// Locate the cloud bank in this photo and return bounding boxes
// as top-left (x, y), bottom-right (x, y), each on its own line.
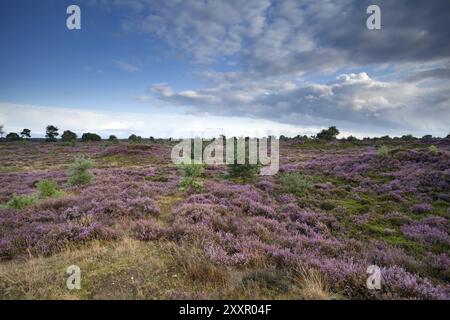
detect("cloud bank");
top-left (92, 0), bottom-right (450, 136)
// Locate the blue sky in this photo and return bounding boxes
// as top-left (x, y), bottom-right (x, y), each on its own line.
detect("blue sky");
top-left (1, 0), bottom-right (449, 138)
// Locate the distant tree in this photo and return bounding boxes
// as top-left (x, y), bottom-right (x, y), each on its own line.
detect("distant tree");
top-left (149, 136), bottom-right (155, 142)
top-left (81, 132), bottom-right (102, 142)
top-left (20, 129), bottom-right (31, 139)
top-left (422, 135), bottom-right (432, 140)
top-left (0, 125), bottom-right (4, 139)
top-left (61, 130), bottom-right (78, 142)
top-left (128, 134), bottom-right (142, 143)
top-left (45, 125), bottom-right (59, 142)
top-left (108, 135), bottom-right (118, 142)
top-left (345, 135), bottom-right (359, 143)
top-left (6, 132), bottom-right (21, 141)
top-left (317, 126), bottom-right (340, 140)
top-left (401, 134), bottom-right (416, 141)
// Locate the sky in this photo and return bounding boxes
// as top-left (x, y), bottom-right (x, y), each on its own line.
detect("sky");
top-left (0, 0), bottom-right (449, 138)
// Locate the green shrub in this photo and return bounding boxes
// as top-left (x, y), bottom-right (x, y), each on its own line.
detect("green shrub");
top-left (320, 201), bottom-right (335, 211)
top-left (279, 172), bottom-right (313, 195)
top-left (378, 145), bottom-right (389, 158)
top-left (428, 145), bottom-right (439, 155)
top-left (179, 163), bottom-right (204, 192)
top-left (68, 156), bottom-right (94, 186)
top-left (36, 179), bottom-right (62, 198)
top-left (5, 193), bottom-right (38, 209)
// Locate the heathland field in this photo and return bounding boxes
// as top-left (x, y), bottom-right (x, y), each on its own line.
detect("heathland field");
top-left (0, 137), bottom-right (449, 299)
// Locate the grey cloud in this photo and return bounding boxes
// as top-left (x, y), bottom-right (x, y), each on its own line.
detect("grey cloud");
top-left (151, 72), bottom-right (450, 136)
top-left (407, 67), bottom-right (450, 82)
top-left (99, 0), bottom-right (450, 136)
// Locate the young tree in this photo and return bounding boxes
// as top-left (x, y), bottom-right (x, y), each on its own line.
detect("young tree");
top-left (317, 126), bottom-right (340, 140)
top-left (67, 156), bottom-right (94, 186)
top-left (45, 125), bottom-right (59, 142)
top-left (0, 125), bottom-right (4, 139)
top-left (20, 128), bottom-right (31, 140)
top-left (61, 130), bottom-right (78, 142)
top-left (227, 138), bottom-right (260, 183)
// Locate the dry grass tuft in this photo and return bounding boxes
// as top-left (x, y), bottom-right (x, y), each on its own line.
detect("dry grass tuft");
top-left (292, 267), bottom-right (333, 300)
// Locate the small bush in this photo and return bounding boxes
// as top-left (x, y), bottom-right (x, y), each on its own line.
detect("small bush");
top-left (67, 156), bottom-right (94, 186)
top-left (280, 173), bottom-right (313, 195)
top-left (36, 179), bottom-right (62, 198)
top-left (179, 163), bottom-right (204, 192)
top-left (378, 145), bottom-right (389, 158)
top-left (5, 193), bottom-right (38, 209)
top-left (428, 145), bottom-right (439, 155)
top-left (320, 201), bottom-right (335, 211)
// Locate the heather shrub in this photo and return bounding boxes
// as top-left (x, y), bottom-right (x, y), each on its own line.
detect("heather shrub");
top-left (67, 156), bottom-right (94, 186)
top-left (132, 219), bottom-right (166, 240)
top-left (410, 203), bottom-right (433, 214)
top-left (179, 163), bottom-right (204, 192)
top-left (378, 145), bottom-right (389, 158)
top-left (279, 173), bottom-right (313, 195)
top-left (36, 179), bottom-right (63, 198)
top-left (428, 145), bottom-right (439, 155)
top-left (5, 193), bottom-right (38, 209)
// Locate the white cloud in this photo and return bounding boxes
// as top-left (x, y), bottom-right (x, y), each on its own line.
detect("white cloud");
top-left (113, 60), bottom-right (140, 72)
top-left (0, 102), bottom-right (315, 138)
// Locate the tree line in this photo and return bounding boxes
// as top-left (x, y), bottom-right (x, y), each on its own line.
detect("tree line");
top-left (0, 124), bottom-right (448, 143)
